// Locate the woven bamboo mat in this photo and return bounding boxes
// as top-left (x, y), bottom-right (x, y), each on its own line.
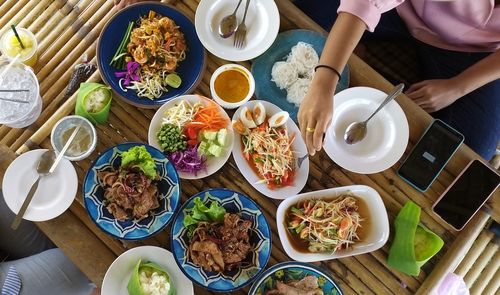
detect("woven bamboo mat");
top-left (0, 1), bottom-right (494, 294)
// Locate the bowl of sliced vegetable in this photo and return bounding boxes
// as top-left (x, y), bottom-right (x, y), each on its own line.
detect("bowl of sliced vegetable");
top-left (148, 94), bottom-right (234, 179)
top-left (97, 2), bottom-right (206, 108)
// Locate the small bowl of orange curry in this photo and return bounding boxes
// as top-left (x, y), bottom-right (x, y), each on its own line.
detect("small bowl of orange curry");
top-left (210, 64), bottom-right (255, 109)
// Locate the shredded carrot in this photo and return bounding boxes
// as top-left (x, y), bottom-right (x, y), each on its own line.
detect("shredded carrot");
top-left (186, 101), bottom-right (229, 131)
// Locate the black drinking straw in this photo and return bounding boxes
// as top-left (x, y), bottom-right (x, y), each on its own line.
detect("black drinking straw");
top-left (10, 25), bottom-right (25, 49)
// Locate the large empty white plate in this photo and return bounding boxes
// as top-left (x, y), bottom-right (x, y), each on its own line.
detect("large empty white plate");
top-left (2, 149), bottom-right (77, 221)
top-left (324, 87), bottom-right (409, 174)
top-left (195, 0), bottom-right (280, 61)
top-left (102, 246), bottom-right (194, 294)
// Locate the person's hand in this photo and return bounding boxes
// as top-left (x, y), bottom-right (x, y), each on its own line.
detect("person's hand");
top-left (406, 79), bottom-right (463, 113)
top-left (114, 0), bottom-right (157, 10)
top-left (298, 72), bottom-right (337, 156)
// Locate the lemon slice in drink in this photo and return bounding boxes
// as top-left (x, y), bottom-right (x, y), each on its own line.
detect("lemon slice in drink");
top-left (165, 73), bottom-right (182, 88)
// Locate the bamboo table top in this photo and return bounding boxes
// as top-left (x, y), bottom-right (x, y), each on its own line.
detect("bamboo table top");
top-left (0, 0), bottom-right (495, 294)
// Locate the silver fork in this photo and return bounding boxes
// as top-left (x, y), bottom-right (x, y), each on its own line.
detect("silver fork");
top-left (233, 0), bottom-right (251, 48)
top-left (297, 154), bottom-right (308, 168)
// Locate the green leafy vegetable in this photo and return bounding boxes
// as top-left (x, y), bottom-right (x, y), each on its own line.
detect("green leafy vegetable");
top-left (183, 194), bottom-right (227, 236)
top-left (110, 21), bottom-right (134, 70)
top-left (121, 145), bottom-right (157, 180)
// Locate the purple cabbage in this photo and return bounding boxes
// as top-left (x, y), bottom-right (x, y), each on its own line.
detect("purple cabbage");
top-left (167, 145), bottom-right (207, 176)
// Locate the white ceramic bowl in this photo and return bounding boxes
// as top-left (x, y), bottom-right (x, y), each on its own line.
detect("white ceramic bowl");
top-left (210, 64), bottom-right (255, 109)
top-left (50, 115), bottom-right (97, 161)
top-left (276, 185), bottom-right (389, 262)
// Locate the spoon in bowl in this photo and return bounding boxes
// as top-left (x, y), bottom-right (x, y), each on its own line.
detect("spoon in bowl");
top-left (344, 83), bottom-right (404, 145)
top-left (218, 0), bottom-right (243, 38)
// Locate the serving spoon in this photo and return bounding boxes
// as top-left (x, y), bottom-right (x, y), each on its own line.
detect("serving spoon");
top-left (218, 0), bottom-right (243, 38)
top-left (344, 83), bottom-right (404, 145)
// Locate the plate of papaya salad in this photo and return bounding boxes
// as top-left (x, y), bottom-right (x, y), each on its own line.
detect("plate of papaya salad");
top-left (231, 100), bottom-right (309, 199)
top-left (148, 95), bottom-right (234, 179)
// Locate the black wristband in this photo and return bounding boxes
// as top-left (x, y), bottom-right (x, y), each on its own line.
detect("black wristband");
top-left (314, 64), bottom-right (341, 79)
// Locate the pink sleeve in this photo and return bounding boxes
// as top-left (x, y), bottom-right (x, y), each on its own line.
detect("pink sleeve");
top-left (338, 0), bottom-right (404, 32)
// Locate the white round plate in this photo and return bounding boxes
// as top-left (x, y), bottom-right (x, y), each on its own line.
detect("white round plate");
top-left (102, 246), bottom-right (194, 295)
top-left (148, 94), bottom-right (234, 179)
top-left (2, 149), bottom-right (77, 221)
top-left (195, 0), bottom-right (280, 61)
top-left (232, 100), bottom-right (309, 199)
top-left (324, 87), bottom-right (409, 174)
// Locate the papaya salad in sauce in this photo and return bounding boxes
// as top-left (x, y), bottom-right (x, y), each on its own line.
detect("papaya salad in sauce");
top-left (110, 10), bottom-right (187, 99)
top-left (286, 193), bottom-right (365, 254)
top-left (232, 102), bottom-right (296, 189)
top-left (156, 98), bottom-right (229, 175)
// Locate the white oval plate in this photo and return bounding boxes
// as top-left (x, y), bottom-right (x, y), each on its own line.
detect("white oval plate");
top-left (102, 246), bottom-right (194, 295)
top-left (232, 100), bottom-right (309, 199)
top-left (324, 87), bottom-right (409, 174)
top-left (148, 94), bottom-right (234, 179)
top-left (195, 0), bottom-right (280, 61)
top-left (276, 185), bottom-right (390, 262)
top-left (2, 149), bottom-right (77, 221)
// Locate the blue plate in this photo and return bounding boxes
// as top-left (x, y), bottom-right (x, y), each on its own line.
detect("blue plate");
top-left (251, 29), bottom-right (349, 122)
top-left (249, 261), bottom-right (343, 295)
top-left (97, 2), bottom-right (206, 108)
top-left (83, 142), bottom-right (180, 240)
top-left (170, 188), bottom-right (271, 292)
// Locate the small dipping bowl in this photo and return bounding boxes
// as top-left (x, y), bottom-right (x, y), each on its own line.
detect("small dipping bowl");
top-left (51, 115), bottom-right (97, 161)
top-left (210, 64), bottom-right (255, 109)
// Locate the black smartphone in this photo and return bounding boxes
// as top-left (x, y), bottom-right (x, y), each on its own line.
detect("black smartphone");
top-left (432, 160), bottom-right (500, 231)
top-left (397, 119), bottom-right (464, 192)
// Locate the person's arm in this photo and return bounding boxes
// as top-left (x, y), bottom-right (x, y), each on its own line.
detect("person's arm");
top-left (298, 12), bottom-right (366, 155)
top-left (406, 50), bottom-right (500, 112)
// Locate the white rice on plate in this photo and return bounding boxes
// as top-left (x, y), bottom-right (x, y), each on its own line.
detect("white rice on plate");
top-left (270, 42), bottom-right (319, 107)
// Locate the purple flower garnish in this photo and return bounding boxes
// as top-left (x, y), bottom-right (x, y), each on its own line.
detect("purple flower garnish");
top-left (115, 62), bottom-right (140, 86)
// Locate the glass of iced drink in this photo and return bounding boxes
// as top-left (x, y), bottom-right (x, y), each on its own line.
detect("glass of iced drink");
top-left (0, 59), bottom-right (42, 128)
top-left (0, 28), bottom-right (38, 67)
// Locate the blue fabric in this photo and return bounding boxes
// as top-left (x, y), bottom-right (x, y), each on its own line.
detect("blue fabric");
top-left (294, 0), bottom-right (500, 160)
top-left (1, 267), bottom-right (21, 295)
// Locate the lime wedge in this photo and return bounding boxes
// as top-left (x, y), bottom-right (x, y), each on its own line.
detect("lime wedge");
top-left (165, 73), bottom-right (182, 88)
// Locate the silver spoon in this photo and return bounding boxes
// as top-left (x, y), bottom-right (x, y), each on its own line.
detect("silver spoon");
top-left (344, 83), bottom-right (404, 145)
top-left (11, 150), bottom-right (56, 230)
top-left (218, 0), bottom-right (243, 38)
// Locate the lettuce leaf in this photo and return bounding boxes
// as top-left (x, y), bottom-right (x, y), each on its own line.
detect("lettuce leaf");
top-left (121, 145), bottom-right (157, 180)
top-left (183, 193), bottom-right (226, 229)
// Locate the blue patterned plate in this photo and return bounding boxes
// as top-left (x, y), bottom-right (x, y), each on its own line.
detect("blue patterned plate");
top-left (97, 2), bottom-right (206, 108)
top-left (251, 29), bottom-right (350, 122)
top-left (170, 188), bottom-right (271, 292)
top-left (249, 261), bottom-right (343, 295)
top-left (83, 142), bottom-right (180, 240)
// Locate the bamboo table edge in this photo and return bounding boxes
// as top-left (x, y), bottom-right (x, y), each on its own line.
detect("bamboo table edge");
top-left (1, 0), bottom-right (492, 293)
